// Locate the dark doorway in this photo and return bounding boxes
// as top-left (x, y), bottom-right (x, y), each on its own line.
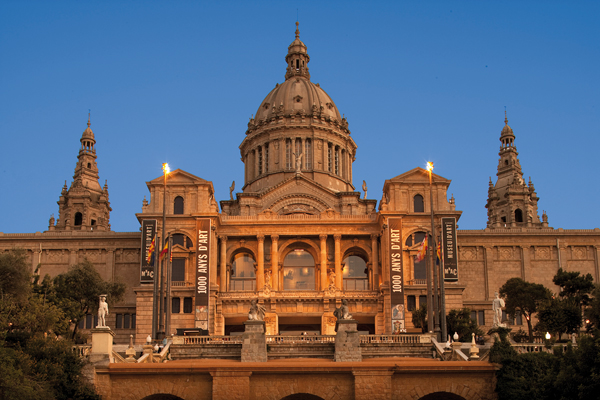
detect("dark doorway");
top-left (419, 392), bottom-right (466, 400)
top-left (280, 394), bottom-right (325, 400)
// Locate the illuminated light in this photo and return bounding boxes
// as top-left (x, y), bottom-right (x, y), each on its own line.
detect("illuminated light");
top-left (426, 161), bottom-right (434, 172)
top-left (162, 163), bottom-right (170, 175)
top-left (545, 332), bottom-right (551, 340)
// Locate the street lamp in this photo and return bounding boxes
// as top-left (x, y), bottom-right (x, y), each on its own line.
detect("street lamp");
top-left (157, 163), bottom-right (170, 339)
top-left (426, 162), bottom-right (441, 338)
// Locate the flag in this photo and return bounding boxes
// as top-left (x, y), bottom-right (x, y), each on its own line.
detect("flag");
top-left (159, 240), bottom-right (169, 262)
top-left (415, 236), bottom-right (428, 262)
top-left (147, 237), bottom-right (155, 264)
top-left (436, 241), bottom-right (442, 265)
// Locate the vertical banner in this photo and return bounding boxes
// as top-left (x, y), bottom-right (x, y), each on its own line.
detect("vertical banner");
top-left (195, 218), bottom-right (211, 330)
top-left (140, 219), bottom-right (156, 283)
top-left (388, 218), bottom-right (406, 333)
top-left (441, 217), bottom-right (458, 281)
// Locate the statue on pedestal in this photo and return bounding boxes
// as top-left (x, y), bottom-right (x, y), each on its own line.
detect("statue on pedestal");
top-left (97, 294), bottom-right (109, 328)
top-left (492, 292), bottom-right (505, 327)
top-left (248, 299), bottom-right (266, 321)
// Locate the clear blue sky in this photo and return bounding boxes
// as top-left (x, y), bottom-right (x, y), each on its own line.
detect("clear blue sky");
top-left (1, 1), bottom-right (599, 233)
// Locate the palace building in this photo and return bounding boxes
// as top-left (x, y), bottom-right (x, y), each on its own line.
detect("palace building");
top-left (2, 23), bottom-right (599, 346)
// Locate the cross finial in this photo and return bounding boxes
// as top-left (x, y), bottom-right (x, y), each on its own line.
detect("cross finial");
top-left (504, 107), bottom-right (508, 125)
top-left (295, 21), bottom-right (300, 39)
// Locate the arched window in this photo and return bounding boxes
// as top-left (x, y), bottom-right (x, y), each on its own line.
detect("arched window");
top-left (327, 143), bottom-right (332, 172)
top-left (174, 196), bottom-right (184, 214)
top-left (285, 139), bottom-right (292, 169)
top-left (406, 231), bottom-right (427, 281)
top-left (74, 212), bottom-right (83, 226)
top-left (230, 253), bottom-right (256, 291)
top-left (414, 194), bottom-right (424, 212)
top-left (283, 249), bottom-right (315, 290)
top-left (258, 146), bottom-right (263, 175)
top-left (515, 209), bottom-right (523, 223)
top-left (172, 233), bottom-right (193, 248)
top-left (304, 139), bottom-right (312, 169)
top-left (343, 254), bottom-right (368, 290)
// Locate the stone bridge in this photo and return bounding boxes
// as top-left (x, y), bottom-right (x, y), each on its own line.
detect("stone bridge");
top-left (95, 358), bottom-right (497, 400)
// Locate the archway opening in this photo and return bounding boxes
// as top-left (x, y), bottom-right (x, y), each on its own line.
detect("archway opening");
top-left (283, 249), bottom-right (315, 290)
top-left (280, 393), bottom-right (325, 400)
top-left (141, 395), bottom-right (185, 400)
top-left (419, 392), bottom-right (466, 400)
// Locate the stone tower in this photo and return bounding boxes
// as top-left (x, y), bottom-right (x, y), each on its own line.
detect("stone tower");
top-left (53, 115), bottom-right (111, 231)
top-left (486, 113), bottom-right (547, 228)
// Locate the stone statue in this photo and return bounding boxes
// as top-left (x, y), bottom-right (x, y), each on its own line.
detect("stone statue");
top-left (97, 294), bottom-right (109, 328)
top-left (248, 299), bottom-right (266, 321)
top-left (293, 152), bottom-right (303, 173)
top-left (49, 214), bottom-right (55, 228)
top-left (229, 181), bottom-right (235, 200)
top-left (333, 299), bottom-right (352, 332)
top-left (492, 292), bottom-right (505, 327)
top-left (362, 180), bottom-right (367, 199)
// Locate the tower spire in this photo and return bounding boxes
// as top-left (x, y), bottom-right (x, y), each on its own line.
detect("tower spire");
top-left (485, 113), bottom-right (543, 229)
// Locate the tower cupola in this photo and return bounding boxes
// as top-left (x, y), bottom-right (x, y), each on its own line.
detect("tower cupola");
top-left (285, 22), bottom-right (310, 81)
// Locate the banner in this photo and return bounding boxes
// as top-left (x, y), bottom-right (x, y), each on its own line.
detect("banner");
top-left (140, 220), bottom-right (156, 283)
top-left (441, 217), bottom-right (458, 281)
top-left (195, 218), bottom-right (211, 330)
top-left (388, 218), bottom-right (406, 333)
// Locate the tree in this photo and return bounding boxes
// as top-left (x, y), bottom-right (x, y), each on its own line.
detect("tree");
top-left (446, 308), bottom-right (484, 342)
top-left (412, 304), bottom-right (428, 333)
top-left (0, 249), bottom-right (31, 303)
top-left (553, 268), bottom-right (594, 306)
top-left (584, 284), bottom-right (600, 332)
top-left (536, 297), bottom-right (582, 340)
top-left (499, 277), bottom-right (552, 342)
top-left (52, 260), bottom-right (125, 339)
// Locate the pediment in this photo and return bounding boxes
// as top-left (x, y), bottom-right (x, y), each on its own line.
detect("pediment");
top-left (256, 174), bottom-right (341, 215)
top-left (147, 169), bottom-right (211, 187)
top-left (387, 167), bottom-right (450, 184)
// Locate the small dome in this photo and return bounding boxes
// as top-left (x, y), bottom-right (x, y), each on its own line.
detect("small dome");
top-left (500, 113), bottom-right (513, 137)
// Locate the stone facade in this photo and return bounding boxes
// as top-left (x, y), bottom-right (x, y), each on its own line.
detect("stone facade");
top-left (1, 23), bottom-right (599, 349)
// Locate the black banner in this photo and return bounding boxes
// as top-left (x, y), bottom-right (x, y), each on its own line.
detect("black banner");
top-left (195, 218), bottom-right (211, 330)
top-left (441, 217), bottom-right (458, 281)
top-left (140, 219), bottom-right (156, 283)
top-left (388, 218), bottom-right (406, 333)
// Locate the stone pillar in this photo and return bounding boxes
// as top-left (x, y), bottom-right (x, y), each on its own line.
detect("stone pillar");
top-left (211, 371), bottom-right (252, 400)
top-left (520, 245), bottom-right (530, 281)
top-left (354, 371), bottom-right (393, 400)
top-left (257, 235), bottom-right (265, 290)
top-left (371, 234), bottom-right (379, 290)
top-left (334, 234), bottom-right (342, 290)
top-left (320, 234), bottom-right (328, 290)
top-left (241, 320), bottom-right (267, 362)
top-left (220, 235), bottom-right (227, 291)
top-left (335, 319), bottom-right (361, 362)
top-left (90, 327), bottom-right (115, 364)
top-left (271, 235), bottom-right (279, 291)
top-left (483, 246), bottom-right (493, 301)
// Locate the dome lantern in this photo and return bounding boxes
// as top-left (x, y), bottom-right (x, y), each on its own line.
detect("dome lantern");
top-left (285, 22), bottom-right (310, 81)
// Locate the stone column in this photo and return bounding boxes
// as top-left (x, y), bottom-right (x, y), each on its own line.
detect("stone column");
top-left (257, 235), bottom-right (265, 290)
top-left (220, 235), bottom-right (228, 291)
top-left (334, 319), bottom-right (361, 362)
top-left (483, 246), bottom-right (493, 300)
top-left (334, 234), bottom-right (342, 289)
top-left (271, 235), bottom-right (279, 291)
top-left (520, 245), bottom-right (530, 281)
top-left (371, 234), bottom-right (379, 291)
top-left (320, 234), bottom-right (328, 290)
top-left (211, 371), bottom-right (252, 400)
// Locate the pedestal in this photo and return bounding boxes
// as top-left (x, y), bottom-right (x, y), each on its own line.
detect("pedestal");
top-left (90, 327), bottom-right (115, 364)
top-left (241, 320), bottom-right (267, 362)
top-left (335, 319), bottom-right (361, 362)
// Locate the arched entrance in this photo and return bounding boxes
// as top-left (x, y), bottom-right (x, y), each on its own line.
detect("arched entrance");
top-left (280, 394), bottom-right (325, 400)
top-left (141, 395), bottom-right (185, 400)
top-left (419, 392), bottom-right (466, 400)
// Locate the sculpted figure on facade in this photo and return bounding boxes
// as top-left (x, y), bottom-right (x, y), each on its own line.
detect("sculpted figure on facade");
top-left (229, 181), bottom-right (235, 200)
top-left (248, 299), bottom-right (266, 321)
top-left (333, 299), bottom-right (352, 332)
top-left (293, 152), bottom-right (303, 173)
top-left (97, 295), bottom-right (109, 328)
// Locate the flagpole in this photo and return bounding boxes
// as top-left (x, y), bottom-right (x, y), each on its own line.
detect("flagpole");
top-left (151, 232), bottom-right (158, 341)
top-left (165, 234), bottom-right (172, 339)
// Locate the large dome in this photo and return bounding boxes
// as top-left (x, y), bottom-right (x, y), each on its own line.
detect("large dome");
top-left (238, 22), bottom-right (356, 200)
top-left (253, 79), bottom-right (342, 123)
